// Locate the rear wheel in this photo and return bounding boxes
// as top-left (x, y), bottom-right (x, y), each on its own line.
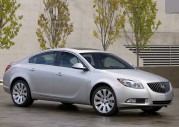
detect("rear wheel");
top-left (11, 80), bottom-right (34, 107)
top-left (92, 86), bottom-right (118, 116)
top-left (141, 107), bottom-right (162, 113)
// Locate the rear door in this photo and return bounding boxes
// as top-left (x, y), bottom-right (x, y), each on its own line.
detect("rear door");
top-left (28, 51), bottom-right (58, 97)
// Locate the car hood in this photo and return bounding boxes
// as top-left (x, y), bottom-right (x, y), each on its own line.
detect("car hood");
top-left (98, 69), bottom-right (168, 83)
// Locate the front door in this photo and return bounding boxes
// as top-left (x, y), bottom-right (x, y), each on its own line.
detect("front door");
top-left (53, 51), bottom-right (90, 103)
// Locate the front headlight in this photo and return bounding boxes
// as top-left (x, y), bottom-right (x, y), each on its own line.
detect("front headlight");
top-left (117, 79), bottom-right (144, 89)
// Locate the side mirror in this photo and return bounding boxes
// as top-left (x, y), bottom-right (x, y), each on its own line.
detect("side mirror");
top-left (72, 63), bottom-right (89, 71)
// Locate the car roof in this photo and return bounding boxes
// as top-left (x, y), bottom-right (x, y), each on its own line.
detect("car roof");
top-left (47, 48), bottom-right (105, 54)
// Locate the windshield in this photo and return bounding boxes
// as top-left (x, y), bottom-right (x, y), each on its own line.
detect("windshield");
top-left (80, 52), bottom-right (134, 69)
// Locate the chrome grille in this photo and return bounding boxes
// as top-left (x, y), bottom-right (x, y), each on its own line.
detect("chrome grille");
top-left (147, 82), bottom-right (170, 93)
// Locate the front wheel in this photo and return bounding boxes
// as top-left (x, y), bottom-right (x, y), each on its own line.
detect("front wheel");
top-left (141, 107), bottom-right (162, 113)
top-left (11, 80), bottom-right (34, 107)
top-left (92, 86), bottom-right (118, 116)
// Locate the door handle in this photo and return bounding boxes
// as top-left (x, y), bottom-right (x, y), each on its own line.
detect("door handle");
top-left (29, 68), bottom-right (35, 72)
top-left (56, 72), bottom-right (62, 76)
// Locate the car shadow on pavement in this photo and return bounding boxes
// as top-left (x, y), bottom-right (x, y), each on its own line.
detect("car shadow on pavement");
top-left (116, 110), bottom-right (162, 117)
top-left (3, 101), bottom-right (165, 118)
top-left (57, 104), bottom-right (79, 112)
top-left (33, 103), bottom-right (164, 118)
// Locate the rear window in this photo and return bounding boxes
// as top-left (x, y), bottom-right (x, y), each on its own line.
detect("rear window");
top-left (29, 51), bottom-right (58, 65)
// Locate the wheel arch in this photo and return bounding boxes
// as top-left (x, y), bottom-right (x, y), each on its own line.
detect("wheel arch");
top-left (90, 82), bottom-right (114, 105)
top-left (10, 77), bottom-right (30, 92)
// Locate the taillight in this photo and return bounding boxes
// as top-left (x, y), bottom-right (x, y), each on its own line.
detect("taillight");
top-left (5, 65), bottom-right (11, 72)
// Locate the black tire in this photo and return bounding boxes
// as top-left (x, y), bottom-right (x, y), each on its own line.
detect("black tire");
top-left (92, 86), bottom-right (118, 116)
top-left (141, 107), bottom-right (162, 113)
top-left (11, 80), bottom-right (34, 107)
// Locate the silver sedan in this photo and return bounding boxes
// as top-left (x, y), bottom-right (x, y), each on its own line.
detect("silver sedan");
top-left (3, 48), bottom-right (173, 116)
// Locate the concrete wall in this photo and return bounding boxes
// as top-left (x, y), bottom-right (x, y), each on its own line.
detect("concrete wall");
top-left (0, 0), bottom-right (141, 79)
top-left (165, 0), bottom-right (179, 14)
top-left (0, 0), bottom-right (42, 79)
top-left (0, 0), bottom-right (179, 79)
top-left (66, 0), bottom-right (141, 65)
top-left (140, 67), bottom-right (179, 88)
top-left (144, 0), bottom-right (179, 45)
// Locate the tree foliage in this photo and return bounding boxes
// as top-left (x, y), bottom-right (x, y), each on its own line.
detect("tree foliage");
top-left (0, 0), bottom-right (23, 49)
top-left (122, 0), bottom-right (161, 67)
top-left (36, 0), bottom-right (73, 50)
top-left (93, 0), bottom-right (125, 51)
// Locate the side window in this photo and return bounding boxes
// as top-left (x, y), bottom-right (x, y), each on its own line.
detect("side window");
top-left (60, 52), bottom-right (82, 68)
top-left (81, 54), bottom-right (95, 67)
top-left (29, 56), bottom-right (37, 63)
top-left (29, 52), bottom-right (57, 65)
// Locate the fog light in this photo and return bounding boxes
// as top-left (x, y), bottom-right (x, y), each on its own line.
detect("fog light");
top-left (126, 98), bottom-right (146, 103)
top-left (126, 99), bottom-right (136, 103)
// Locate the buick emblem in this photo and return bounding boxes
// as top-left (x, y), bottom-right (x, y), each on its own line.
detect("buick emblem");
top-left (161, 84), bottom-right (165, 89)
top-left (160, 83), bottom-right (166, 92)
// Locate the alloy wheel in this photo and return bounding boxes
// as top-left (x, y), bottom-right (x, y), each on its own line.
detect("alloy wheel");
top-left (12, 82), bottom-right (27, 104)
top-left (92, 86), bottom-right (117, 115)
top-left (11, 80), bottom-right (34, 107)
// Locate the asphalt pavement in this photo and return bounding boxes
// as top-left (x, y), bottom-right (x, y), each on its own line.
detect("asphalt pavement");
top-left (0, 85), bottom-right (179, 127)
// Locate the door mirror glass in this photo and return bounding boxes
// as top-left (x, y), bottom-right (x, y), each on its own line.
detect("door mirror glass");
top-left (72, 63), bottom-right (88, 71)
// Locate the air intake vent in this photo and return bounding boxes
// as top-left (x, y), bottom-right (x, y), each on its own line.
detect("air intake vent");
top-left (125, 45), bottom-right (179, 66)
top-left (147, 82), bottom-right (170, 93)
top-left (153, 100), bottom-right (171, 105)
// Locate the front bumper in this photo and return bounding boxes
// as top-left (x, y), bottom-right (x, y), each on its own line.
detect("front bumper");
top-left (115, 84), bottom-right (173, 108)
